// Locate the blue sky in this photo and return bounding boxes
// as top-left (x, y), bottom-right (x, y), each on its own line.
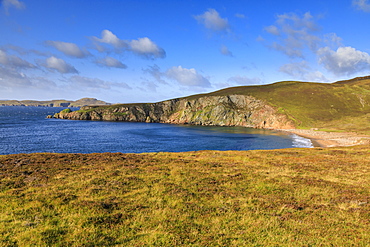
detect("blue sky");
top-left (1, 0), bottom-right (370, 103)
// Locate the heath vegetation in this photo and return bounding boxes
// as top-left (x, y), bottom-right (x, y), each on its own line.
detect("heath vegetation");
top-left (1, 146), bottom-right (369, 246)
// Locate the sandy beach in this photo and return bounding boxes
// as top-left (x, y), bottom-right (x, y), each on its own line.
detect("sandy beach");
top-left (279, 129), bottom-right (370, 148)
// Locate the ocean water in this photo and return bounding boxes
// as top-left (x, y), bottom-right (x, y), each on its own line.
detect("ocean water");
top-left (0, 106), bottom-right (313, 155)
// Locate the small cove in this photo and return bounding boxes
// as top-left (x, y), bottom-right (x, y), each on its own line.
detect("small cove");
top-left (0, 106), bottom-right (313, 155)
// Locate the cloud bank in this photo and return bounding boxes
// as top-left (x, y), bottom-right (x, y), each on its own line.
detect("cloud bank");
top-left (318, 46), bottom-right (370, 76)
top-left (263, 11), bottom-right (370, 78)
top-left (0, 49), bottom-right (35, 69)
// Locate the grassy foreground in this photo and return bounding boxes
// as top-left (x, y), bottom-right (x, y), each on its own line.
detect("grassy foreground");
top-left (1, 147), bottom-right (369, 246)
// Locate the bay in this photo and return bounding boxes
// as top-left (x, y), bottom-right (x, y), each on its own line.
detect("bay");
top-left (0, 106), bottom-right (312, 155)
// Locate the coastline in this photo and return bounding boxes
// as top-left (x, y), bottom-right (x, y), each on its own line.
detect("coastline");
top-left (278, 129), bottom-right (370, 148)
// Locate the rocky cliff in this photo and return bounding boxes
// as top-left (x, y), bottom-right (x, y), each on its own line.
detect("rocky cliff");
top-left (54, 94), bottom-right (295, 129)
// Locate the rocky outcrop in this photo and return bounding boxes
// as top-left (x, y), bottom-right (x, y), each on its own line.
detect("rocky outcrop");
top-left (54, 95), bottom-right (295, 129)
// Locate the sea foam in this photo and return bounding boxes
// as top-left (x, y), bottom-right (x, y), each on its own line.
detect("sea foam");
top-left (291, 134), bottom-right (314, 148)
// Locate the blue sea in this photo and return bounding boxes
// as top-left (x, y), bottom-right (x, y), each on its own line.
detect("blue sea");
top-left (0, 106), bottom-right (313, 155)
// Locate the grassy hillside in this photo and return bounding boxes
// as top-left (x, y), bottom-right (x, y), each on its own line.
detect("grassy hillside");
top-left (1, 147), bottom-right (369, 246)
top-left (205, 77), bottom-right (370, 131)
top-left (71, 76), bottom-right (370, 133)
top-left (69, 98), bottom-right (110, 107)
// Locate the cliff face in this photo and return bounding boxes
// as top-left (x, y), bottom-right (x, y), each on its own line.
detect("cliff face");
top-left (54, 95), bottom-right (295, 129)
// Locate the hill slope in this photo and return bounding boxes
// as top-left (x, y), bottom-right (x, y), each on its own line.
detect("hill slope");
top-left (206, 79), bottom-right (370, 130)
top-left (54, 76), bottom-right (370, 132)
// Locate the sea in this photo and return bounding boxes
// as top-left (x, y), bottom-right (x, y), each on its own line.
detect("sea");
top-left (0, 106), bottom-right (313, 155)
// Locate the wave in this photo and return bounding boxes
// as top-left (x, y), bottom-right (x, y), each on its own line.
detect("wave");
top-left (291, 134), bottom-right (314, 148)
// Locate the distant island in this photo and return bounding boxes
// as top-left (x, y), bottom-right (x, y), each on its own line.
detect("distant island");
top-left (0, 97), bottom-right (110, 107)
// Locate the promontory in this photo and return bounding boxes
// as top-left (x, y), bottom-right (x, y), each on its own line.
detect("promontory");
top-left (53, 76), bottom-right (370, 145)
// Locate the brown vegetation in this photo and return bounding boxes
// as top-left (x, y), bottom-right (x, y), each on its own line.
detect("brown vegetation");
top-left (1, 146), bottom-right (369, 246)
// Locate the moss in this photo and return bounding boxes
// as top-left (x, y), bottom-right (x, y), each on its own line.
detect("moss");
top-left (113, 112), bottom-right (128, 116)
top-left (60, 108), bottom-right (72, 113)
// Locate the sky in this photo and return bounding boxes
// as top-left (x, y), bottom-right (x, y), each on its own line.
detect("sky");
top-left (1, 0), bottom-right (370, 103)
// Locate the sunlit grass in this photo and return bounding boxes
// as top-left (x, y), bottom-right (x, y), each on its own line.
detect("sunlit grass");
top-left (1, 147), bottom-right (369, 246)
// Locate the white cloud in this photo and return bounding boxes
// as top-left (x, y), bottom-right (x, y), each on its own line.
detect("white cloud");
top-left (2, 0), bottom-right (25, 14)
top-left (70, 75), bottom-right (131, 90)
top-left (166, 66), bottom-right (211, 88)
top-left (353, 0), bottom-right (370, 12)
top-left (279, 61), bottom-right (328, 82)
top-left (0, 49), bottom-right (35, 69)
top-left (45, 56), bottom-right (78, 74)
top-left (95, 57), bottom-right (127, 69)
top-left (318, 46), bottom-right (370, 76)
top-left (220, 45), bottom-right (233, 56)
top-left (227, 76), bottom-right (262, 85)
top-left (129, 37), bottom-right (166, 59)
top-left (92, 30), bottom-right (166, 59)
top-left (45, 41), bottom-right (90, 58)
top-left (263, 12), bottom-right (321, 58)
top-left (194, 9), bottom-right (230, 32)
top-left (93, 29), bottom-right (127, 48)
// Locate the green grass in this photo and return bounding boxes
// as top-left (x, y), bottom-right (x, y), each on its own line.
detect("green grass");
top-left (206, 80), bottom-right (370, 129)
top-left (1, 146), bottom-right (369, 246)
top-left (60, 108), bottom-right (72, 113)
top-left (112, 112), bottom-right (128, 116)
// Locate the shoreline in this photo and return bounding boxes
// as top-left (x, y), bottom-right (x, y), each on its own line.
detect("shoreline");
top-left (278, 129), bottom-right (370, 148)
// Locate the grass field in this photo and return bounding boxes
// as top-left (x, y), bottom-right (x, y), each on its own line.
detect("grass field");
top-left (1, 146), bottom-right (369, 246)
